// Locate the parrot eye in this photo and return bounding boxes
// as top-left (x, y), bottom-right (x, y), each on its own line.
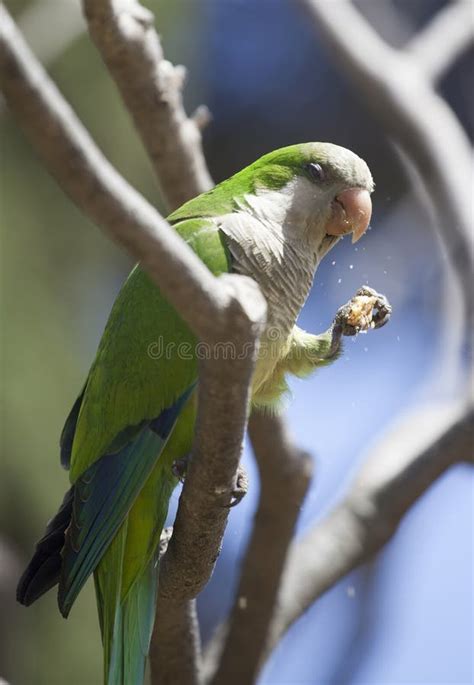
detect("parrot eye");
top-left (306, 162), bottom-right (326, 183)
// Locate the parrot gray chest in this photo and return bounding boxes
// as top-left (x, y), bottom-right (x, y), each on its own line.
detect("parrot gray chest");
top-left (217, 203), bottom-right (320, 337)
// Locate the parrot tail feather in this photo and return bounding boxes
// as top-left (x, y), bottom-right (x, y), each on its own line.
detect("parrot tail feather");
top-left (16, 487), bottom-right (74, 606)
top-left (104, 556), bottom-right (158, 685)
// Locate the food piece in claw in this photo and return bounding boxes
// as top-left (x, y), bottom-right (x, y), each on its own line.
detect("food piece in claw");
top-left (346, 294), bottom-right (379, 332)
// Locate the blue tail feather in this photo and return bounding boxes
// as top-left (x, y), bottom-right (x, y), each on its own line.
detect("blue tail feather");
top-left (17, 385), bottom-right (194, 623)
top-left (58, 385), bottom-right (195, 617)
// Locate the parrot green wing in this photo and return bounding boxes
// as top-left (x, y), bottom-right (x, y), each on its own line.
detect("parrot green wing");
top-left (17, 218), bottom-right (231, 618)
top-left (56, 219), bottom-right (230, 610)
top-left (69, 218), bottom-right (230, 482)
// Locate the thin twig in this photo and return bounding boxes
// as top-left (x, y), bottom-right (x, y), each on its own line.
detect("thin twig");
top-left (208, 412), bottom-right (313, 684)
top-left (265, 402), bottom-right (473, 655)
top-left (82, 0), bottom-right (213, 211)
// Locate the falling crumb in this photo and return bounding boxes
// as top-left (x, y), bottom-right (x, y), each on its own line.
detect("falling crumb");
top-left (346, 586), bottom-right (356, 598)
top-left (238, 596), bottom-right (248, 610)
top-left (349, 264), bottom-right (354, 269)
top-left (383, 270), bottom-right (387, 275)
top-left (331, 260), bottom-right (336, 266)
top-left (337, 278), bottom-right (342, 284)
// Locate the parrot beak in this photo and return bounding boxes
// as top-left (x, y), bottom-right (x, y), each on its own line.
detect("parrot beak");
top-left (325, 188), bottom-right (372, 244)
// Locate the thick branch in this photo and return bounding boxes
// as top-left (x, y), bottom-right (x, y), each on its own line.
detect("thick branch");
top-left (149, 531), bottom-right (203, 685)
top-left (82, 0), bottom-right (213, 210)
top-left (158, 294), bottom-right (266, 604)
top-left (208, 413), bottom-right (313, 684)
top-left (0, 5), bottom-right (238, 344)
top-left (299, 0), bottom-right (474, 328)
top-left (153, 302), bottom-right (265, 684)
top-left (405, 0), bottom-right (474, 84)
top-left (266, 402), bottom-right (473, 653)
top-left (150, 598), bottom-right (202, 685)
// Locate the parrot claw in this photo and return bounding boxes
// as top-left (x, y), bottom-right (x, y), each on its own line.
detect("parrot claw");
top-left (227, 465), bottom-right (249, 508)
top-left (358, 287), bottom-right (392, 330)
top-left (172, 458), bottom-right (248, 507)
top-left (159, 527), bottom-right (173, 558)
top-left (328, 286), bottom-right (392, 355)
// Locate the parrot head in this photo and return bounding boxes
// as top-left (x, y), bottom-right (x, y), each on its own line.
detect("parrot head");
top-left (243, 142), bottom-right (374, 259)
top-left (171, 142), bottom-right (374, 263)
top-left (170, 142), bottom-right (374, 321)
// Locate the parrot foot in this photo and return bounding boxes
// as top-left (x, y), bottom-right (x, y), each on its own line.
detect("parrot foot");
top-left (334, 286), bottom-right (391, 336)
top-left (228, 465), bottom-right (249, 508)
top-left (352, 286), bottom-right (392, 330)
top-left (328, 286), bottom-right (391, 355)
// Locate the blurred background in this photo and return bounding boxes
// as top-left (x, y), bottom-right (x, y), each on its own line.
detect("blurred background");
top-left (1, 1), bottom-right (472, 684)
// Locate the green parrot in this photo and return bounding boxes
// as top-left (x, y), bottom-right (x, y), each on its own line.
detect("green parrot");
top-left (17, 143), bottom-right (377, 684)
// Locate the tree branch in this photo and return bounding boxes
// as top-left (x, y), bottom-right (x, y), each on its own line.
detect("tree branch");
top-left (0, 4), bottom-right (249, 344)
top-left (207, 412), bottom-right (313, 684)
top-left (4, 3), bottom-right (469, 684)
top-left (405, 0), bottom-right (474, 84)
top-left (81, 0), bottom-right (213, 211)
top-left (266, 401), bottom-right (473, 655)
top-left (152, 320), bottom-right (268, 685)
top-left (222, 2), bottom-right (474, 667)
top-left (0, 9), bottom-right (266, 685)
top-left (299, 0), bottom-right (474, 331)
top-left (150, 597), bottom-right (202, 685)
